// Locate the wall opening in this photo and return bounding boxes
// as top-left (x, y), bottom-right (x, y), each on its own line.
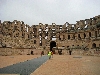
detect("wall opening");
top-left (92, 43), bottom-right (96, 48)
top-left (50, 41), bottom-right (56, 51)
top-left (34, 40), bottom-right (36, 44)
top-left (84, 33), bottom-right (86, 38)
top-left (68, 35), bottom-right (70, 40)
top-left (89, 32), bottom-right (91, 37)
top-left (39, 40), bottom-right (42, 46)
top-left (52, 38), bottom-right (56, 41)
top-left (95, 31), bottom-right (97, 38)
top-left (78, 34), bottom-right (81, 39)
top-left (31, 51), bottom-right (34, 55)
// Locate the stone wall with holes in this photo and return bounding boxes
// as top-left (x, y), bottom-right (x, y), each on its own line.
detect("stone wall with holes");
top-left (0, 15), bottom-right (100, 56)
top-left (0, 48), bottom-right (48, 56)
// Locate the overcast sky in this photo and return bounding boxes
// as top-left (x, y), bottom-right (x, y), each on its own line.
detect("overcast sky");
top-left (0, 0), bottom-right (100, 26)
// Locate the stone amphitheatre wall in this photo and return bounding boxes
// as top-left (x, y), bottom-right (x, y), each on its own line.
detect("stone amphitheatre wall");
top-left (0, 48), bottom-right (49, 56)
top-left (0, 15), bottom-right (100, 56)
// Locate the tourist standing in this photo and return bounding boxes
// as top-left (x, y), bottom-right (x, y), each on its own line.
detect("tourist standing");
top-left (51, 51), bottom-right (53, 58)
top-left (69, 50), bottom-right (72, 55)
top-left (41, 51), bottom-right (44, 56)
top-left (48, 51), bottom-right (52, 59)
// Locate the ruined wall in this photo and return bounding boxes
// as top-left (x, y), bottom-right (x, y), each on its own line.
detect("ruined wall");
top-left (0, 15), bottom-right (100, 56)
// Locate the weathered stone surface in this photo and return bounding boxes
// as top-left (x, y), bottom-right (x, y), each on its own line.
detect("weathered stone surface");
top-left (0, 15), bottom-right (100, 55)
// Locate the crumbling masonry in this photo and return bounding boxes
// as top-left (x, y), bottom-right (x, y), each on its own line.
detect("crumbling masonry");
top-left (0, 15), bottom-right (100, 55)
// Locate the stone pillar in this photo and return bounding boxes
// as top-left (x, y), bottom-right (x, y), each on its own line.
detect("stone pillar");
top-left (91, 31), bottom-right (95, 38)
top-left (80, 33), bottom-right (84, 39)
top-left (85, 32), bottom-right (89, 39)
top-left (70, 34), bottom-right (73, 40)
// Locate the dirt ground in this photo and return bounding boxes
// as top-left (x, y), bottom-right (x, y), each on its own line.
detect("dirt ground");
top-left (31, 55), bottom-right (100, 75)
top-left (0, 55), bottom-right (100, 75)
top-left (0, 55), bottom-right (40, 68)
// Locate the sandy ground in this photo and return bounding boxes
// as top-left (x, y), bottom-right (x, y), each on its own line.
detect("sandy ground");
top-left (0, 55), bottom-right (100, 75)
top-left (31, 55), bottom-right (100, 75)
top-left (0, 55), bottom-right (40, 68)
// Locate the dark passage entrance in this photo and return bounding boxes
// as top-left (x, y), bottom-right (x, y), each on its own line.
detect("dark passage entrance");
top-left (50, 41), bottom-right (56, 53)
top-left (31, 51), bottom-right (34, 55)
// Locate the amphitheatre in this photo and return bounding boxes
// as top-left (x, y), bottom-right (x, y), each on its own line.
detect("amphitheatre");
top-left (0, 15), bottom-right (100, 55)
top-left (0, 15), bottom-right (100, 75)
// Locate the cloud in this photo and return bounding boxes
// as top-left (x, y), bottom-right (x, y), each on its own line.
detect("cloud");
top-left (0, 0), bottom-right (100, 25)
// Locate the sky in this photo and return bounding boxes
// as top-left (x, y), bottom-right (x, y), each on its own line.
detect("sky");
top-left (0, 0), bottom-right (100, 26)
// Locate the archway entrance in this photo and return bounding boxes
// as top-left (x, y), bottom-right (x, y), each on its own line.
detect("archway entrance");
top-left (31, 51), bottom-right (34, 55)
top-left (50, 41), bottom-right (56, 53)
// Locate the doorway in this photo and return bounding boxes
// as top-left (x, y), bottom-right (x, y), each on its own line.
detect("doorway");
top-left (50, 41), bottom-right (56, 53)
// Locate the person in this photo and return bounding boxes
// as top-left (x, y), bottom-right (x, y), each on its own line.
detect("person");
top-left (69, 50), bottom-right (72, 55)
top-left (51, 51), bottom-right (53, 58)
top-left (48, 51), bottom-right (52, 59)
top-left (41, 51), bottom-right (44, 56)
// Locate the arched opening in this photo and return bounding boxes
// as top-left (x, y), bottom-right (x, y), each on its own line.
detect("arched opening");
top-left (31, 51), bottom-right (34, 55)
top-left (50, 41), bottom-right (56, 53)
top-left (68, 35), bottom-right (70, 40)
top-left (89, 32), bottom-right (91, 37)
top-left (84, 33), bottom-right (86, 39)
top-left (78, 34), bottom-right (81, 39)
top-left (92, 43), bottom-right (96, 48)
top-left (95, 31), bottom-right (97, 38)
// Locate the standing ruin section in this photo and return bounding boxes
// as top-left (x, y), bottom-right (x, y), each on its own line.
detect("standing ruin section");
top-left (0, 15), bottom-right (100, 55)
